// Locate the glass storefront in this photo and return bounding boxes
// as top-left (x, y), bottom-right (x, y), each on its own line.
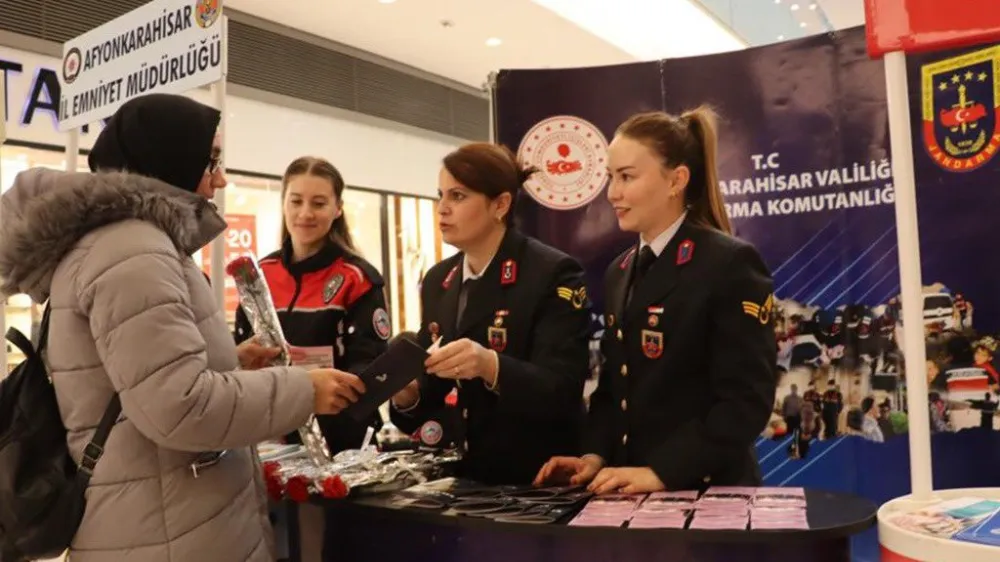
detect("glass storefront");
top-left (1, 143), bottom-right (452, 373)
top-left (386, 196), bottom-right (459, 334)
top-left (1, 145), bottom-right (90, 373)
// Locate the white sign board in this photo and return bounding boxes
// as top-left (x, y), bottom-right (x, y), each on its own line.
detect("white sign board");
top-left (58, 0), bottom-right (225, 131)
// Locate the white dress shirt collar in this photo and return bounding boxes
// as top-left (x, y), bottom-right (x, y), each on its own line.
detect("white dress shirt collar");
top-left (640, 212), bottom-right (688, 257)
top-left (462, 254), bottom-right (495, 282)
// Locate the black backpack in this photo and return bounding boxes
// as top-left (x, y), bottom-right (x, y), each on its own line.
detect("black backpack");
top-left (0, 304), bottom-right (121, 562)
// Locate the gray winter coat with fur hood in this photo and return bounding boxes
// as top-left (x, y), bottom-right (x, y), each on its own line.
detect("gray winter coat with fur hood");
top-left (0, 168), bottom-right (316, 562)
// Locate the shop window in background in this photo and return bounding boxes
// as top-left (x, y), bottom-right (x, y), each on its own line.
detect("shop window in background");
top-left (1, 145), bottom-right (90, 374)
top-left (193, 179), bottom-right (390, 326)
top-left (194, 175), bottom-right (282, 325)
top-left (342, 188), bottom-right (385, 274)
top-left (387, 195), bottom-right (458, 334)
top-left (1, 144), bottom-right (89, 190)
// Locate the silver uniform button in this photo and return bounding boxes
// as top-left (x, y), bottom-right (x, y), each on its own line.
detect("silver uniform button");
top-left (617, 329), bottom-right (623, 341)
top-left (621, 399), bottom-right (627, 411)
top-left (622, 434), bottom-right (628, 445)
top-left (620, 364), bottom-right (628, 376)
top-left (462, 409), bottom-right (468, 419)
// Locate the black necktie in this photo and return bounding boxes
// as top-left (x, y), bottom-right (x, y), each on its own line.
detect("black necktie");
top-left (635, 246), bottom-right (657, 283)
top-left (457, 278), bottom-right (476, 328)
top-left (627, 246), bottom-right (657, 307)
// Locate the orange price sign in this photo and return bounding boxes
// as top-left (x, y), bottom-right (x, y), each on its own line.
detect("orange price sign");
top-left (202, 214), bottom-right (258, 316)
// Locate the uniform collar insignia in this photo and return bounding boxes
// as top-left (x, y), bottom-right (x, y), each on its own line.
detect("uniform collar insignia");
top-left (676, 239), bottom-right (695, 265)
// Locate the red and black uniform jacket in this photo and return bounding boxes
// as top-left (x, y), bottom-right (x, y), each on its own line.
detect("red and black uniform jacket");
top-left (235, 241), bottom-right (389, 454)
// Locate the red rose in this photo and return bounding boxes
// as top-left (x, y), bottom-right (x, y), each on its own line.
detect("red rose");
top-left (286, 476), bottom-right (311, 503)
top-left (321, 475), bottom-right (348, 499)
top-left (225, 256), bottom-right (255, 276)
top-left (262, 461), bottom-right (280, 479)
top-left (266, 479), bottom-right (283, 502)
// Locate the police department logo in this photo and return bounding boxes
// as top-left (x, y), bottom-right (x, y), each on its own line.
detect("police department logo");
top-left (194, 0), bottom-right (222, 29)
top-left (517, 115), bottom-right (610, 211)
top-left (921, 45), bottom-right (1000, 172)
top-left (419, 420), bottom-right (443, 446)
top-left (372, 307), bottom-right (392, 340)
top-left (62, 47), bottom-right (82, 85)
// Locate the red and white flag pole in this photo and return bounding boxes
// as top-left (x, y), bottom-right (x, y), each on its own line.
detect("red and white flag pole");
top-left (864, 0), bottom-right (1000, 503)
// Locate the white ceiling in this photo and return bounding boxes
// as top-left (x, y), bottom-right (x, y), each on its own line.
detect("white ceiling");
top-left (225, 0), bottom-right (638, 89)
top-left (814, 0), bottom-right (866, 30)
top-left (224, 0), bottom-right (866, 91)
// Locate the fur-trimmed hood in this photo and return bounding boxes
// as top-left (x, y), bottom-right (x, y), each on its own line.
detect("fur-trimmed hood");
top-left (0, 168), bottom-right (226, 301)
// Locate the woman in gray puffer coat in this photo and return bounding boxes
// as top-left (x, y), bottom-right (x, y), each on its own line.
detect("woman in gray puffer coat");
top-left (0, 94), bottom-right (365, 562)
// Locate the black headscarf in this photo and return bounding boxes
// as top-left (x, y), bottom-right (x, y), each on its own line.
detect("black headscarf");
top-left (88, 94), bottom-right (221, 193)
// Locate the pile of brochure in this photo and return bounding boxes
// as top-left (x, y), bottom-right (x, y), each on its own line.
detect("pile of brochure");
top-left (885, 496), bottom-right (1000, 547)
top-left (567, 486), bottom-right (810, 530)
top-left (748, 487), bottom-right (809, 530)
top-left (630, 491), bottom-right (698, 529)
top-left (568, 494), bottom-right (649, 527)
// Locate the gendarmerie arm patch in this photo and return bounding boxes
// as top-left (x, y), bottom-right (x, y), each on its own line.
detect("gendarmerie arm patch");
top-left (372, 307), bottom-right (392, 340)
top-left (742, 293), bottom-right (775, 325)
top-left (556, 286), bottom-right (587, 309)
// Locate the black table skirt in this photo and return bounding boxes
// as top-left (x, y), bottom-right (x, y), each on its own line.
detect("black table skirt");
top-left (283, 488), bottom-right (876, 562)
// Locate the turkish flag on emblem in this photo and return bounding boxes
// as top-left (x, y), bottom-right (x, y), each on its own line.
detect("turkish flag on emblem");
top-left (865, 0), bottom-right (1000, 57)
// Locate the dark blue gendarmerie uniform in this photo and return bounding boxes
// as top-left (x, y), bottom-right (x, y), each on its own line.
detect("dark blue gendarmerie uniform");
top-left (584, 219), bottom-right (777, 490)
top-left (391, 229), bottom-right (592, 485)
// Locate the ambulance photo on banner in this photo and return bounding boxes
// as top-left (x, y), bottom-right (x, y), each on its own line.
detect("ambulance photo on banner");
top-left (494, 25), bottom-right (1000, 499)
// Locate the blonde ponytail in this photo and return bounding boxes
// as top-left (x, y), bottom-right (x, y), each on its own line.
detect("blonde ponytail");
top-left (681, 106), bottom-right (731, 235)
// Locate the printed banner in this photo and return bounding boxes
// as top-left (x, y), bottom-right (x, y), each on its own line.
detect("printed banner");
top-left (496, 27), bottom-right (1000, 558)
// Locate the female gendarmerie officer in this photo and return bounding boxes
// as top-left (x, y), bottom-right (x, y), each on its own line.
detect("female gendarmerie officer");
top-left (536, 107), bottom-right (777, 494)
top-left (389, 142), bottom-right (593, 485)
top-left (235, 156), bottom-right (388, 454)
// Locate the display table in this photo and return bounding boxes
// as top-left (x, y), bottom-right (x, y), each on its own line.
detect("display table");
top-left (281, 488), bottom-right (876, 562)
top-left (878, 487), bottom-right (1000, 562)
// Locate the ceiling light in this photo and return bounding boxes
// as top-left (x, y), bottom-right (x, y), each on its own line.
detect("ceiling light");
top-left (378, 0), bottom-right (397, 4)
top-left (778, 35), bottom-right (785, 40)
top-left (791, 3), bottom-right (800, 10)
top-left (485, 37), bottom-right (502, 47)
top-left (809, 3), bottom-right (817, 9)
top-left (800, 22), bottom-right (807, 28)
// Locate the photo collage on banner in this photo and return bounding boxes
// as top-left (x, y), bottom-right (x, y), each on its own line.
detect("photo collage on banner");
top-left (495, 25), bottom-right (1000, 485)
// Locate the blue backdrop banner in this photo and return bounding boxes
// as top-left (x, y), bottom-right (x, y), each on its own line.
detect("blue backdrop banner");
top-left (494, 26), bottom-right (1000, 562)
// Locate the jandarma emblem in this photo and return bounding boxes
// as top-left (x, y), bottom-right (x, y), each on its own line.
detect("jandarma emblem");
top-left (921, 45), bottom-right (1000, 172)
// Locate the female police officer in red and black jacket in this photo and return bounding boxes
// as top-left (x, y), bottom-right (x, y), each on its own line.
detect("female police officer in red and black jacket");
top-left (235, 156), bottom-right (389, 454)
